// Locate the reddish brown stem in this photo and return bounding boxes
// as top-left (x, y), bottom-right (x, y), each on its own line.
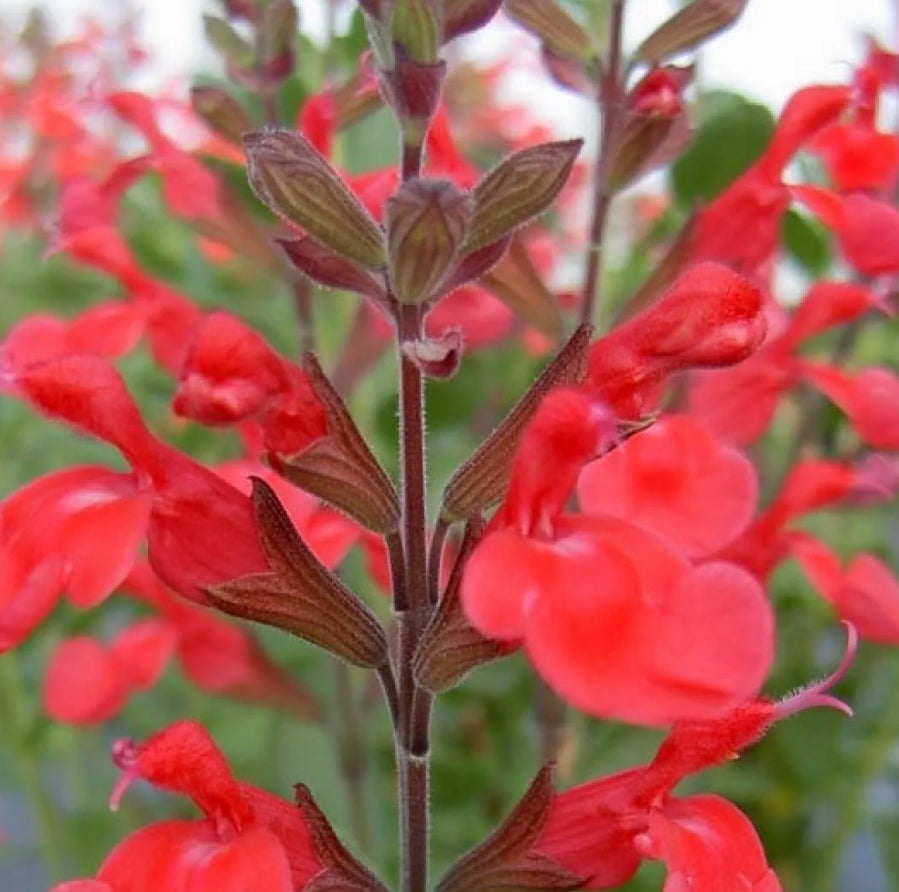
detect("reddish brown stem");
top-left (580, 0), bottom-right (627, 329)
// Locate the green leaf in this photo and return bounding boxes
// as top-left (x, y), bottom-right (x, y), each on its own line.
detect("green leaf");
top-left (781, 208), bottom-right (833, 275)
top-left (670, 90), bottom-right (775, 205)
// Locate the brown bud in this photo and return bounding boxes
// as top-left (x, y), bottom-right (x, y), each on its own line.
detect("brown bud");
top-left (435, 765), bottom-right (582, 892)
top-left (413, 522), bottom-right (505, 691)
top-left (480, 234), bottom-right (563, 337)
top-left (379, 55), bottom-right (447, 129)
top-left (190, 86), bottom-right (254, 145)
top-left (387, 178), bottom-right (472, 304)
top-left (465, 139), bottom-right (582, 253)
top-left (203, 14), bottom-right (255, 68)
top-left (244, 129), bottom-right (386, 269)
top-left (402, 328), bottom-right (464, 379)
top-left (270, 354), bottom-right (401, 534)
top-left (277, 236), bottom-right (389, 302)
top-left (333, 71), bottom-right (385, 130)
top-left (296, 785), bottom-right (391, 892)
top-left (206, 479), bottom-right (389, 668)
top-left (505, 0), bottom-right (595, 62)
top-left (391, 0), bottom-right (442, 61)
top-left (444, 0), bottom-right (504, 41)
top-left (440, 324), bottom-right (591, 523)
top-left (635, 0), bottom-right (749, 63)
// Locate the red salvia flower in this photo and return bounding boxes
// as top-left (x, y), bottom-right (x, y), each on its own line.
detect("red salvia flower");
top-left (689, 280), bottom-right (887, 445)
top-left (462, 387), bottom-right (774, 724)
top-left (43, 620), bottom-right (176, 724)
top-left (535, 628), bottom-right (855, 889)
top-left (691, 85), bottom-right (851, 273)
top-left (577, 414), bottom-right (758, 558)
top-left (0, 466), bottom-right (152, 652)
top-left (50, 720), bottom-right (321, 892)
top-left (585, 262), bottom-right (767, 420)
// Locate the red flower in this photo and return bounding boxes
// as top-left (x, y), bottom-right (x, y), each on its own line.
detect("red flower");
top-left (689, 280), bottom-right (887, 445)
top-left (461, 388), bottom-right (773, 725)
top-left (585, 262), bottom-right (767, 420)
top-left (43, 620), bottom-right (175, 723)
top-left (790, 535), bottom-right (899, 644)
top-left (535, 630), bottom-right (854, 889)
top-left (11, 356), bottom-right (270, 603)
top-left (691, 85), bottom-right (850, 273)
top-left (50, 720), bottom-right (321, 892)
top-left (0, 466), bottom-right (152, 652)
top-left (577, 415), bottom-right (758, 559)
top-left (792, 186), bottom-right (899, 277)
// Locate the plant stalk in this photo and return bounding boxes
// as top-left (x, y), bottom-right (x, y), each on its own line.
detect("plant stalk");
top-left (580, 0), bottom-right (627, 329)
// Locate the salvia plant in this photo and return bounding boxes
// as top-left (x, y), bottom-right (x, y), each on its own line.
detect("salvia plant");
top-left (3, 1), bottom-right (899, 890)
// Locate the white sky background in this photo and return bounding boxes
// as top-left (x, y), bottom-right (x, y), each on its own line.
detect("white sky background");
top-left (3, 0), bottom-right (897, 112)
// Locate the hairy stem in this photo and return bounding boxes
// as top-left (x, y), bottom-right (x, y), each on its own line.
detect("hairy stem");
top-left (580, 0), bottom-right (627, 329)
top-left (395, 297), bottom-right (433, 892)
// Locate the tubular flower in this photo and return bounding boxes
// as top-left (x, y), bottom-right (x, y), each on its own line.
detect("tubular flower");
top-left (585, 262), bottom-right (767, 421)
top-left (690, 85), bottom-right (851, 273)
top-left (8, 356), bottom-right (274, 604)
top-left (49, 720), bottom-right (321, 892)
top-left (535, 627), bottom-right (855, 890)
top-left (461, 387), bottom-right (774, 725)
top-left (689, 280), bottom-right (888, 446)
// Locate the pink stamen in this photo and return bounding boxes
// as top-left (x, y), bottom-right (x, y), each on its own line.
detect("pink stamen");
top-left (775, 622), bottom-right (857, 720)
top-left (109, 737), bottom-right (141, 812)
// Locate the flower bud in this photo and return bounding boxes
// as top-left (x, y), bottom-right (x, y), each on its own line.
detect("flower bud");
top-left (387, 178), bottom-right (472, 304)
top-left (391, 0), bottom-right (442, 62)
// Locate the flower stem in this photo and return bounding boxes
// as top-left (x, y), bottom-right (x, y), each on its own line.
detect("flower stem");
top-left (395, 297), bottom-right (433, 892)
top-left (580, 0), bottom-right (627, 329)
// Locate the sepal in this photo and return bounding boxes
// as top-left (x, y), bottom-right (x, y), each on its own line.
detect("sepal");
top-left (278, 236), bottom-right (389, 302)
top-left (295, 785), bottom-right (391, 892)
top-left (403, 329), bottom-right (464, 379)
top-left (244, 129), bottom-right (386, 269)
top-left (269, 354), bottom-right (401, 534)
top-left (190, 86), bottom-right (254, 145)
top-left (505, 0), bottom-right (595, 63)
top-left (464, 140), bottom-right (583, 253)
top-left (444, 0), bottom-right (504, 41)
top-left (414, 521), bottom-right (505, 692)
top-left (440, 324), bottom-right (591, 523)
top-left (435, 764), bottom-right (584, 892)
top-left (480, 234), bottom-right (563, 337)
top-left (206, 479), bottom-right (389, 668)
top-left (635, 0), bottom-right (749, 63)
